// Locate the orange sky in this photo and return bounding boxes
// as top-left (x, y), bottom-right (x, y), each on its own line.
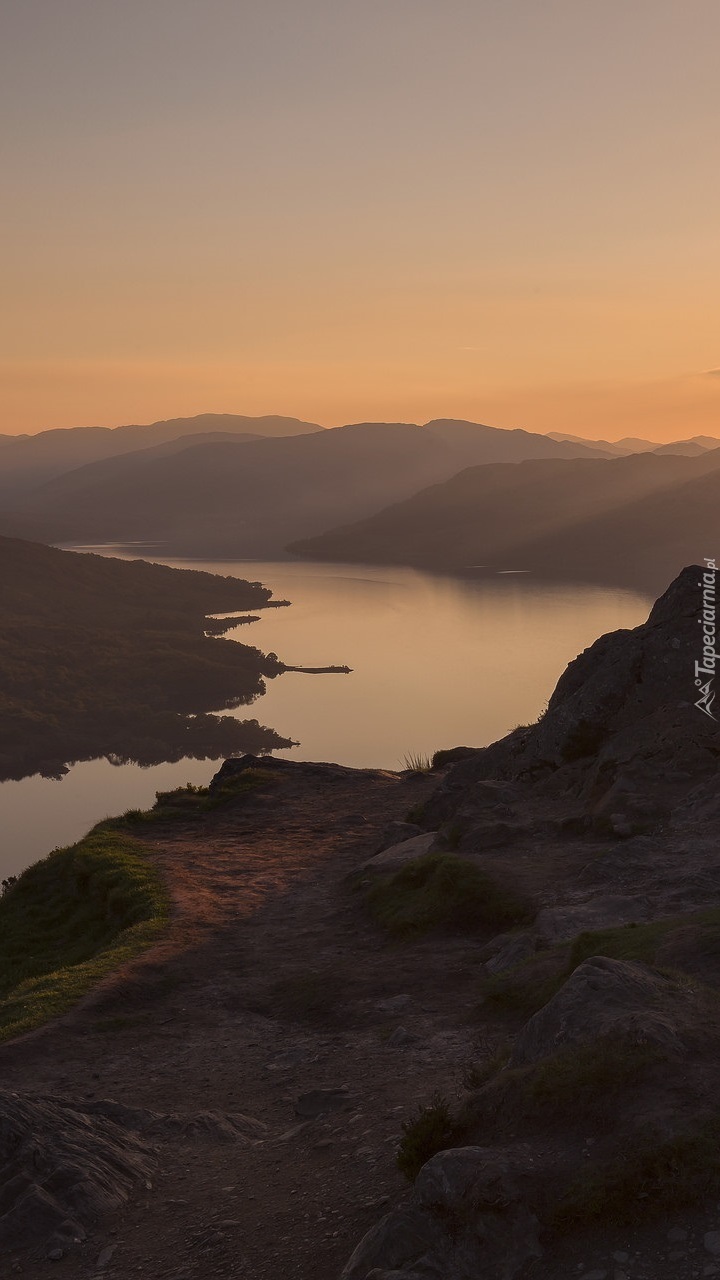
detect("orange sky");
top-left (2, 1), bottom-right (719, 441)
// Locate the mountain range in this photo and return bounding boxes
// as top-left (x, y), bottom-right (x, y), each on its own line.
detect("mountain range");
top-left (0, 417), bottom-right (613, 555)
top-left (0, 413), bottom-right (321, 501)
top-left (1, 413), bottom-right (718, 580)
top-left (291, 447), bottom-right (720, 591)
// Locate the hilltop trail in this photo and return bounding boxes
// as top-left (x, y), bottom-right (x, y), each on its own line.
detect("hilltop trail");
top-left (0, 761), bottom-right (481, 1280)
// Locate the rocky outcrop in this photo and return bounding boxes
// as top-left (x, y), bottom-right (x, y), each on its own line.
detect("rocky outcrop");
top-left (508, 956), bottom-right (685, 1066)
top-left (0, 1090), bottom-right (154, 1256)
top-left (0, 1091), bottom-right (265, 1257)
top-left (426, 565), bottom-right (719, 839)
top-left (340, 1147), bottom-right (542, 1280)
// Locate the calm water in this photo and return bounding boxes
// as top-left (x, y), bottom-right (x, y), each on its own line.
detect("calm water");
top-left (0, 556), bottom-right (652, 877)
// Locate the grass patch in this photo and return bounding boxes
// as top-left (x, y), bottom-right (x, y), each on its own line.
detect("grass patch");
top-left (397, 1093), bottom-right (456, 1181)
top-left (0, 829), bottom-right (168, 1041)
top-left (481, 906), bottom-right (720, 1019)
top-left (107, 768), bottom-right (278, 827)
top-left (553, 1116), bottom-right (720, 1231)
top-left (367, 853), bottom-right (535, 939)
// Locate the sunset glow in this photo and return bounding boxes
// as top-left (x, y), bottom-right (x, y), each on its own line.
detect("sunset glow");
top-left (2, 0), bottom-right (719, 440)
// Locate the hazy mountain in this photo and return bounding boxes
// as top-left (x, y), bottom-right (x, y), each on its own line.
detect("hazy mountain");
top-left (548, 432), bottom-right (647, 455)
top-left (0, 419), bottom-right (618, 556)
top-left (424, 419), bottom-right (611, 461)
top-left (289, 448), bottom-right (720, 591)
top-left (652, 438), bottom-right (720, 456)
top-left (0, 414), bottom-right (321, 500)
top-left (548, 431), bottom-right (720, 457)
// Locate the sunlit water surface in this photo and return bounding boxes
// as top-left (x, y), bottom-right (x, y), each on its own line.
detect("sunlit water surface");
top-left (0, 555), bottom-right (651, 877)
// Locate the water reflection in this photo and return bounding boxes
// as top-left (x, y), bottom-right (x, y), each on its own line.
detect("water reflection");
top-left (0, 556), bottom-right (652, 877)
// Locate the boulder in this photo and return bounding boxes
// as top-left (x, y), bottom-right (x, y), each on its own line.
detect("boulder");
top-left (361, 832), bottom-right (437, 873)
top-left (341, 1147), bottom-right (542, 1280)
top-left (509, 956), bottom-right (684, 1067)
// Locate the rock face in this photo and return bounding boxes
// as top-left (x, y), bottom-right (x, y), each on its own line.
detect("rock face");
top-left (340, 1147), bottom-right (542, 1280)
top-left (0, 1090), bottom-right (155, 1255)
top-left (0, 1091), bottom-right (265, 1256)
top-left (426, 565), bottom-right (719, 838)
top-left (509, 956), bottom-right (684, 1067)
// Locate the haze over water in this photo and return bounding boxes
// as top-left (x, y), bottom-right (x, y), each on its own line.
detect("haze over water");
top-left (0, 556), bottom-right (651, 878)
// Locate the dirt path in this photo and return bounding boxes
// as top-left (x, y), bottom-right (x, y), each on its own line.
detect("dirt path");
top-left (0, 761), bottom-right (488, 1280)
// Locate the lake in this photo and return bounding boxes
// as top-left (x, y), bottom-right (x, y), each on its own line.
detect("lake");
top-left (0, 556), bottom-right (652, 878)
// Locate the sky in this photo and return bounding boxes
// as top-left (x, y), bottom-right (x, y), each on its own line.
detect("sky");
top-left (1, 0), bottom-right (719, 441)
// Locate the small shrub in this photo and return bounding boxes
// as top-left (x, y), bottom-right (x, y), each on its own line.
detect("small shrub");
top-left (397, 1092), bottom-right (456, 1181)
top-left (367, 853), bottom-right (535, 939)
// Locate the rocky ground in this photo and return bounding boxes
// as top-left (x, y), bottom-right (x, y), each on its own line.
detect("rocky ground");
top-left (1, 565), bottom-right (719, 1279)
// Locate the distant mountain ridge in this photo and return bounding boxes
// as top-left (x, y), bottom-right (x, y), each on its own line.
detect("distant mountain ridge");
top-left (0, 414), bottom-right (322, 500)
top-left (0, 417), bottom-right (620, 556)
top-left (289, 447), bottom-right (720, 591)
top-left (548, 430), bottom-right (720, 457)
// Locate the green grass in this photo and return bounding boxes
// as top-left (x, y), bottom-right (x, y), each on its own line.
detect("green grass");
top-left (0, 829), bottom-right (168, 1041)
top-left (107, 767), bottom-right (278, 827)
top-left (367, 852), bottom-right (535, 939)
top-left (397, 1092), bottom-right (456, 1181)
top-left (481, 906), bottom-right (720, 1018)
top-left (553, 1116), bottom-right (720, 1231)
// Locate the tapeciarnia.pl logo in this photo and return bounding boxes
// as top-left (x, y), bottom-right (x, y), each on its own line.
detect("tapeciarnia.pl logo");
top-left (695, 557), bottom-right (717, 720)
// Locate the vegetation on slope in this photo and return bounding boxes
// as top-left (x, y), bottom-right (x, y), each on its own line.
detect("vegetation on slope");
top-left (0, 536), bottom-right (294, 780)
top-left (0, 829), bottom-right (168, 1041)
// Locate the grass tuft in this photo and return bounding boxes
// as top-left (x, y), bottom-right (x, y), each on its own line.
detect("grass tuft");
top-left (401, 752), bottom-right (433, 773)
top-left (367, 852), bottom-right (535, 939)
top-left (397, 1092), bottom-right (456, 1181)
top-left (0, 829), bottom-right (168, 1041)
